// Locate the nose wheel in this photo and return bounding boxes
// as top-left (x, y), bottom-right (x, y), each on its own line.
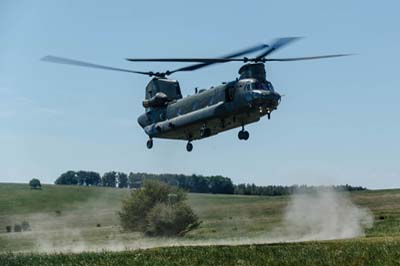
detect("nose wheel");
top-left (186, 141), bottom-right (193, 152)
top-left (146, 138), bottom-right (153, 149)
top-left (238, 126), bottom-right (249, 141)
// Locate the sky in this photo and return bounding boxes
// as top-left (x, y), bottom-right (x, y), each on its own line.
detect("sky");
top-left (1, 0), bottom-right (399, 188)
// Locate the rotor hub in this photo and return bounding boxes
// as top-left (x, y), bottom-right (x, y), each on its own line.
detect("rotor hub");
top-left (238, 63), bottom-right (266, 81)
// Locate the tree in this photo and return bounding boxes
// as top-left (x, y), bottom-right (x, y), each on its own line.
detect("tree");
top-left (77, 171), bottom-right (87, 186)
top-left (128, 172), bottom-right (142, 188)
top-left (117, 172), bottom-right (128, 188)
top-left (119, 180), bottom-right (198, 236)
top-left (102, 171), bottom-right (117, 187)
top-left (55, 171), bottom-right (78, 185)
top-left (208, 176), bottom-right (234, 194)
top-left (55, 170), bottom-right (101, 186)
top-left (29, 178), bottom-right (41, 190)
top-left (85, 171), bottom-right (101, 186)
top-left (78, 171), bottom-right (101, 186)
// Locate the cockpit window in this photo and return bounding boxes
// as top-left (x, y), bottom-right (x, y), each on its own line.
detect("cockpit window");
top-left (266, 82), bottom-right (274, 91)
top-left (250, 82), bottom-right (274, 91)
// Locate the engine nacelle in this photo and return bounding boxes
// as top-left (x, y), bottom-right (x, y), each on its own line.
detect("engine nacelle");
top-left (142, 92), bottom-right (168, 108)
top-left (238, 63), bottom-right (266, 81)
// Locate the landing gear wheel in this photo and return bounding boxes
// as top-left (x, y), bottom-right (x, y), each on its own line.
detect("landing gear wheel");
top-left (242, 131), bottom-right (249, 140)
top-left (238, 130), bottom-right (249, 140)
top-left (267, 112), bottom-right (271, 120)
top-left (186, 142), bottom-right (193, 152)
top-left (146, 139), bottom-right (153, 149)
top-left (238, 131), bottom-right (244, 140)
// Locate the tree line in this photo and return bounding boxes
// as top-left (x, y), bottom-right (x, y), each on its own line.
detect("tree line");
top-left (233, 183), bottom-right (367, 196)
top-left (55, 171), bottom-right (128, 188)
top-left (54, 170), bottom-right (366, 196)
top-left (54, 171), bottom-right (234, 194)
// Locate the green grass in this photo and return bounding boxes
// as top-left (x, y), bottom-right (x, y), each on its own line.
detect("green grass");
top-left (1, 183), bottom-right (400, 265)
top-left (0, 183), bottom-right (129, 216)
top-left (1, 237), bottom-right (400, 266)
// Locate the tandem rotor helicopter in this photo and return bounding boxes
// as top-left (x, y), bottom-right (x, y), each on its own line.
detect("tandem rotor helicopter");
top-left (42, 37), bottom-right (350, 152)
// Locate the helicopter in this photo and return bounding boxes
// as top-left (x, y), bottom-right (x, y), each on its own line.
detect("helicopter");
top-left (42, 37), bottom-right (350, 152)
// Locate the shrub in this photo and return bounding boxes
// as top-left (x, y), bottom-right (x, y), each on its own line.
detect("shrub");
top-left (29, 178), bottom-right (42, 189)
top-left (21, 221), bottom-right (31, 231)
top-left (145, 202), bottom-right (200, 236)
top-left (6, 226), bottom-right (12, 233)
top-left (119, 180), bottom-right (199, 236)
top-left (14, 224), bottom-right (22, 232)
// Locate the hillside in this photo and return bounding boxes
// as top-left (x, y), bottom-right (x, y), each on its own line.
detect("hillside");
top-left (0, 183), bottom-right (399, 253)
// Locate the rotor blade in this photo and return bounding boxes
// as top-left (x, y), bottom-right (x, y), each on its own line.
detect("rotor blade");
top-left (126, 58), bottom-right (239, 63)
top-left (42, 55), bottom-right (152, 75)
top-left (256, 37), bottom-right (302, 59)
top-left (127, 53), bottom-right (353, 64)
top-left (127, 43), bottom-right (269, 75)
top-left (169, 43), bottom-right (267, 73)
top-left (266, 54), bottom-right (354, 62)
top-left (126, 43), bottom-right (268, 64)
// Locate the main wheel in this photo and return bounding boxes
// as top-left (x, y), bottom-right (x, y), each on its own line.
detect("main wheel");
top-left (243, 131), bottom-right (249, 140)
top-left (146, 139), bottom-right (153, 149)
top-left (238, 131), bottom-right (244, 140)
top-left (186, 142), bottom-right (193, 152)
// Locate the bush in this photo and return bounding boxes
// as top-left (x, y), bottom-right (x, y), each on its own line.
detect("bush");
top-left (6, 226), bottom-right (12, 233)
top-left (145, 202), bottom-right (200, 236)
top-left (119, 180), bottom-right (199, 236)
top-left (29, 178), bottom-right (41, 189)
top-left (14, 224), bottom-right (22, 232)
top-left (21, 221), bottom-right (31, 231)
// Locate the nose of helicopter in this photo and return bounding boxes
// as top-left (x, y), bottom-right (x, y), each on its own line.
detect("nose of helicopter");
top-left (252, 90), bottom-right (281, 109)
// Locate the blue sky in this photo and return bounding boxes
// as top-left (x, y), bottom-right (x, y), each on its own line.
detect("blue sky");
top-left (1, 0), bottom-right (399, 188)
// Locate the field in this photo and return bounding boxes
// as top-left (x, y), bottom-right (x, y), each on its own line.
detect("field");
top-left (1, 183), bottom-right (400, 265)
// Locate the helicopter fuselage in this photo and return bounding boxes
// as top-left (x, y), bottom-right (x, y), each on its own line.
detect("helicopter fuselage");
top-left (138, 78), bottom-right (281, 141)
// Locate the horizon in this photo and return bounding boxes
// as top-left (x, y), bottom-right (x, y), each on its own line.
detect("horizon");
top-left (2, 171), bottom-right (397, 190)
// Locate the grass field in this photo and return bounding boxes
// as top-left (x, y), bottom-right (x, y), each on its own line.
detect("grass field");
top-left (2, 237), bottom-right (400, 266)
top-left (1, 183), bottom-right (400, 265)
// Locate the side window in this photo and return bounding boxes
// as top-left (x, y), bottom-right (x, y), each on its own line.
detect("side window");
top-left (225, 85), bottom-right (235, 102)
top-left (175, 84), bottom-right (182, 98)
top-left (267, 82), bottom-right (274, 91)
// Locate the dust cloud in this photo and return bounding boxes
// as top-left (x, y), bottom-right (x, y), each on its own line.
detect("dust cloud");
top-left (276, 187), bottom-right (374, 241)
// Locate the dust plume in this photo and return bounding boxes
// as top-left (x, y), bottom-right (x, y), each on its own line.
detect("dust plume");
top-left (276, 187), bottom-right (373, 241)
